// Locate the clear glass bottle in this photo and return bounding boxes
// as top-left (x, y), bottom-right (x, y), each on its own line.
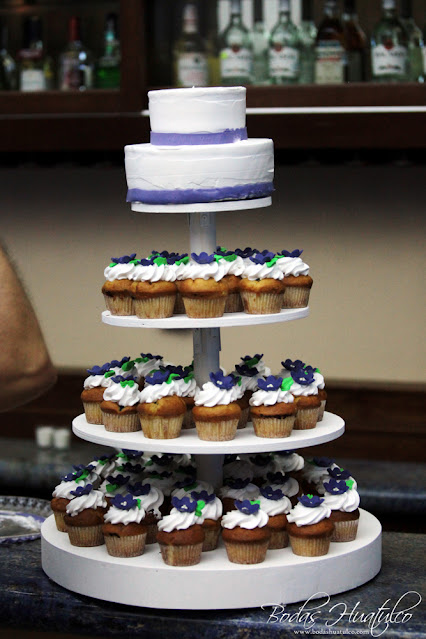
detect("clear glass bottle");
top-left (0, 20), bottom-right (17, 91)
top-left (218, 0), bottom-right (253, 85)
top-left (298, 0), bottom-right (317, 84)
top-left (174, 2), bottom-right (208, 87)
top-left (59, 16), bottom-right (94, 91)
top-left (18, 16), bottom-right (54, 91)
top-left (314, 0), bottom-right (346, 84)
top-left (342, 0), bottom-right (368, 82)
top-left (371, 0), bottom-right (409, 83)
top-left (268, 0), bottom-right (301, 85)
top-left (400, 0), bottom-right (424, 82)
top-left (251, 0), bottom-right (269, 85)
top-left (95, 13), bottom-right (121, 89)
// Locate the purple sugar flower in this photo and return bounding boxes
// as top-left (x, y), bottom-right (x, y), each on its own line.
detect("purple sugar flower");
top-left (110, 253), bottom-right (136, 264)
top-left (121, 449), bottom-right (143, 459)
top-left (127, 482), bottom-right (151, 497)
top-left (122, 462), bottom-right (144, 474)
top-left (281, 358), bottom-right (306, 372)
top-left (171, 496), bottom-right (197, 513)
top-left (250, 252), bottom-right (273, 265)
top-left (111, 357), bottom-right (131, 367)
top-left (70, 483), bottom-right (93, 497)
top-left (312, 457), bottom-right (335, 468)
top-left (235, 247), bottom-right (257, 259)
top-left (323, 479), bottom-right (349, 495)
top-left (257, 375), bottom-right (283, 392)
top-left (279, 249), bottom-right (303, 258)
top-left (209, 370), bottom-right (236, 390)
top-left (87, 362), bottom-right (112, 376)
top-left (266, 471), bottom-right (290, 485)
top-left (235, 363), bottom-right (259, 377)
top-left (298, 494), bottom-right (324, 508)
top-left (145, 369), bottom-right (170, 385)
top-left (150, 454), bottom-right (174, 466)
top-left (328, 467), bottom-right (351, 480)
top-left (106, 474), bottom-right (129, 487)
top-left (111, 494), bottom-right (139, 510)
top-left (190, 490), bottom-right (215, 503)
top-left (174, 477), bottom-right (197, 490)
top-left (235, 499), bottom-right (260, 515)
top-left (291, 368), bottom-right (315, 386)
top-left (191, 251), bottom-right (215, 264)
top-left (223, 477), bottom-right (251, 489)
top-left (260, 486), bottom-right (285, 501)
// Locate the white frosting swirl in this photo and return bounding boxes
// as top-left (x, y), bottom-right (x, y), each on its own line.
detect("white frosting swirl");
top-left (221, 507), bottom-right (269, 530)
top-left (103, 381), bottom-right (140, 407)
top-left (194, 381), bottom-right (240, 407)
top-left (104, 262), bottom-right (138, 282)
top-left (241, 260), bottom-right (284, 281)
top-left (286, 501), bottom-right (331, 527)
top-left (83, 373), bottom-right (112, 390)
top-left (132, 262), bottom-right (177, 283)
top-left (217, 255), bottom-right (245, 276)
top-left (291, 381), bottom-right (318, 397)
top-left (258, 494), bottom-right (292, 516)
top-left (53, 470), bottom-right (100, 498)
top-left (171, 480), bottom-right (214, 500)
top-left (269, 477), bottom-right (300, 499)
top-left (104, 502), bottom-right (146, 525)
top-left (174, 376), bottom-right (198, 398)
top-left (87, 458), bottom-right (117, 479)
top-left (219, 482), bottom-right (260, 501)
top-left (176, 259), bottom-right (227, 282)
top-left (134, 357), bottom-right (163, 379)
top-left (273, 453), bottom-right (304, 473)
top-left (276, 256), bottom-right (310, 277)
top-left (137, 482), bottom-right (164, 517)
top-left (198, 496), bottom-right (223, 521)
top-left (157, 509), bottom-right (201, 532)
top-left (250, 387), bottom-right (294, 406)
top-left (323, 488), bottom-right (360, 513)
top-left (303, 461), bottom-right (338, 485)
top-left (145, 474), bottom-right (176, 497)
top-left (139, 380), bottom-right (182, 403)
top-left (66, 489), bottom-right (107, 516)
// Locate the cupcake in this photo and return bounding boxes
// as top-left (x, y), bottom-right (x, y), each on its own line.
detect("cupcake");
top-left (157, 495), bottom-right (205, 566)
top-left (322, 478), bottom-right (360, 542)
top-left (190, 489), bottom-right (223, 551)
top-left (289, 367), bottom-right (321, 430)
top-left (264, 471), bottom-right (301, 507)
top-left (242, 452), bottom-right (276, 487)
top-left (100, 375), bottom-right (140, 432)
top-left (134, 352), bottom-right (164, 386)
top-left (176, 252), bottom-right (228, 318)
top-left (127, 480), bottom-right (164, 543)
top-left (258, 485), bottom-right (292, 549)
top-left (143, 470), bottom-right (176, 515)
top-left (168, 253), bottom-right (189, 314)
top-left (101, 473), bottom-right (132, 505)
top-left (102, 253), bottom-right (138, 315)
top-left (222, 457), bottom-right (254, 483)
top-left (221, 499), bottom-right (270, 564)
top-left (102, 493), bottom-right (148, 557)
top-left (276, 249), bottom-right (313, 309)
top-left (286, 494), bottom-right (334, 557)
top-left (250, 375), bottom-right (297, 438)
top-left (272, 450), bottom-right (305, 478)
top-left (86, 453), bottom-right (117, 479)
top-left (306, 365), bottom-right (327, 421)
top-left (193, 370), bottom-right (242, 441)
top-left (239, 252), bottom-right (285, 314)
top-left (138, 369), bottom-right (187, 439)
top-left (317, 466), bottom-right (358, 496)
top-left (130, 255), bottom-right (177, 318)
top-left (215, 248), bottom-right (244, 313)
top-left (168, 365), bottom-right (198, 429)
top-left (109, 356), bottom-right (138, 378)
top-left (64, 484), bottom-right (108, 547)
top-left (81, 363), bottom-right (113, 425)
top-left (219, 477), bottom-right (260, 514)
top-left (302, 457), bottom-right (337, 494)
top-left (51, 466), bottom-right (99, 532)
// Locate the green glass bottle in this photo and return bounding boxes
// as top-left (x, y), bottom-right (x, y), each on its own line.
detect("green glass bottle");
top-left (400, 0), bottom-right (424, 82)
top-left (219, 0), bottom-right (253, 85)
top-left (96, 13), bottom-right (121, 89)
top-left (268, 0), bottom-right (301, 85)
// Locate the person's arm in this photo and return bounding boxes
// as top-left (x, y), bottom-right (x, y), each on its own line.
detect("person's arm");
top-left (0, 244), bottom-right (57, 412)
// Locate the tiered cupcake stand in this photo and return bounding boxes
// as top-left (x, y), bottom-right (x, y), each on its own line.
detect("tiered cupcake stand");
top-left (41, 200), bottom-right (382, 610)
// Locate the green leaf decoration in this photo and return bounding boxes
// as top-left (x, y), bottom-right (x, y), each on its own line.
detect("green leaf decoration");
top-left (104, 370), bottom-right (115, 378)
top-left (266, 256), bottom-right (279, 267)
top-left (346, 479), bottom-right (355, 490)
top-left (195, 500), bottom-right (206, 518)
top-left (281, 377), bottom-right (294, 391)
top-left (106, 484), bottom-right (118, 493)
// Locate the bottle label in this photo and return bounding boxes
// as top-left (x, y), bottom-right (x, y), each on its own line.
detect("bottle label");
top-left (220, 47), bottom-right (252, 80)
top-left (20, 69), bottom-right (46, 91)
top-left (315, 42), bottom-right (345, 83)
top-left (61, 59), bottom-right (93, 90)
top-left (269, 46), bottom-right (300, 79)
top-left (177, 53), bottom-right (208, 87)
top-left (372, 44), bottom-right (407, 77)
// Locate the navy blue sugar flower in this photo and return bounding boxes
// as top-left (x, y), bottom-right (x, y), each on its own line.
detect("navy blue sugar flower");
top-left (323, 479), bottom-right (349, 495)
top-left (148, 470), bottom-right (172, 479)
top-left (111, 494), bottom-right (139, 510)
top-left (257, 375), bottom-right (283, 392)
top-left (127, 482), bottom-right (151, 497)
top-left (279, 249), bottom-right (303, 258)
top-left (249, 252), bottom-right (270, 265)
top-left (138, 257), bottom-right (155, 266)
top-left (111, 253), bottom-right (136, 264)
top-left (106, 474), bottom-right (129, 487)
top-left (299, 494), bottom-right (324, 508)
top-left (162, 365), bottom-right (186, 379)
top-left (241, 354), bottom-right (263, 365)
top-left (174, 477), bottom-right (197, 490)
top-left (291, 368), bottom-right (315, 386)
top-left (171, 496), bottom-right (197, 513)
top-left (235, 499), bottom-right (260, 515)
top-left (215, 246), bottom-right (234, 257)
top-left (191, 251), bottom-right (215, 264)
top-left (111, 357), bottom-right (131, 367)
top-left (312, 457), bottom-right (335, 468)
top-left (139, 353), bottom-right (162, 361)
top-left (223, 477), bottom-right (251, 489)
top-left (235, 247), bottom-right (257, 258)
top-left (92, 455), bottom-right (111, 462)
top-left (249, 454), bottom-right (272, 467)
top-left (70, 484), bottom-right (93, 497)
top-left (281, 358), bottom-right (306, 372)
top-left (145, 369), bottom-right (170, 385)
top-left (328, 467), bottom-right (351, 480)
top-left (121, 449), bottom-right (143, 459)
top-left (191, 490), bottom-right (215, 503)
top-left (235, 363), bottom-right (259, 377)
top-left (266, 471), bottom-right (290, 485)
top-left (87, 363), bottom-right (112, 376)
top-left (209, 370), bottom-right (236, 390)
top-left (122, 462), bottom-right (144, 474)
top-left (174, 465), bottom-right (196, 477)
top-left (150, 454), bottom-right (174, 466)
top-left (260, 486), bottom-right (285, 501)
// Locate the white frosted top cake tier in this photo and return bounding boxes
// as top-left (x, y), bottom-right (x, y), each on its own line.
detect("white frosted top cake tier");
top-left (148, 86), bottom-right (246, 134)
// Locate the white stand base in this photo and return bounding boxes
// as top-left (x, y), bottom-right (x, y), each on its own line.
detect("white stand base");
top-left (130, 197), bottom-right (272, 213)
top-left (72, 411), bottom-right (345, 455)
top-left (41, 510), bottom-right (381, 610)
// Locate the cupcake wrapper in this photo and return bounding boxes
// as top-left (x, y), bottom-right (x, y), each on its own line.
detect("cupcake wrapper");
top-left (67, 524), bottom-right (104, 547)
top-left (82, 401), bottom-right (103, 425)
top-left (224, 539), bottom-right (270, 564)
top-left (282, 286), bottom-right (310, 309)
top-left (140, 415), bottom-right (183, 439)
top-left (104, 294), bottom-right (134, 316)
top-left (182, 407), bottom-right (196, 429)
top-left (318, 399), bottom-right (327, 421)
top-left (331, 518), bottom-right (359, 542)
top-left (202, 526), bottom-right (221, 552)
top-left (182, 296), bottom-right (227, 319)
top-left (102, 411), bottom-right (141, 433)
top-left (294, 407), bottom-right (319, 430)
top-left (173, 292), bottom-right (186, 314)
top-left (53, 511), bottom-right (67, 533)
top-left (159, 542), bottom-right (203, 566)
top-left (289, 534), bottom-right (331, 557)
top-left (145, 522), bottom-right (159, 545)
top-left (252, 415), bottom-right (295, 438)
top-left (237, 406), bottom-right (250, 429)
top-left (240, 291), bottom-right (283, 315)
top-left (268, 529), bottom-right (289, 550)
top-left (105, 533), bottom-right (147, 557)
top-left (225, 292), bottom-right (243, 313)
top-left (195, 419), bottom-right (238, 441)
top-left (133, 295), bottom-right (176, 319)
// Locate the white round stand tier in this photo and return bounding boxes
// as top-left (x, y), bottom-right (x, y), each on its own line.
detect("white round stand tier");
top-left (131, 196), bottom-right (272, 213)
top-left (72, 411), bottom-right (344, 454)
top-left (41, 509), bottom-right (381, 610)
top-left (102, 307), bottom-right (309, 329)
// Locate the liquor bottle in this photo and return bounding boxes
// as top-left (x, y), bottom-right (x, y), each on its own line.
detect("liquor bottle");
top-left (400, 0), bottom-right (424, 82)
top-left (218, 0), bottom-right (253, 85)
top-left (298, 0), bottom-right (317, 84)
top-left (342, 0), bottom-right (367, 82)
top-left (314, 0), bottom-right (346, 84)
top-left (268, 0), bottom-right (301, 85)
top-left (95, 13), bottom-right (120, 89)
top-left (18, 16), bottom-right (54, 91)
top-left (59, 16), bottom-right (94, 91)
top-left (251, 0), bottom-right (269, 85)
top-left (371, 0), bottom-right (409, 83)
top-left (174, 2), bottom-right (208, 87)
top-left (0, 20), bottom-right (17, 91)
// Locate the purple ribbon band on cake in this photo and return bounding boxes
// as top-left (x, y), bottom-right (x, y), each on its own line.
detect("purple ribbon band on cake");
top-left (127, 182), bottom-right (274, 205)
top-left (150, 128), bottom-right (248, 146)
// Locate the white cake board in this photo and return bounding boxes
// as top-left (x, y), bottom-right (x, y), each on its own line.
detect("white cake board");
top-left (72, 411), bottom-right (345, 455)
top-left (130, 197), bottom-right (272, 213)
top-left (41, 510), bottom-right (381, 610)
top-left (102, 307), bottom-right (309, 329)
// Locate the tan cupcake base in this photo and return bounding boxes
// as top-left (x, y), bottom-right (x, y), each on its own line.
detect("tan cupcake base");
top-left (53, 511), bottom-right (67, 533)
top-left (182, 407), bottom-right (195, 429)
top-left (104, 294), bottom-right (133, 316)
top-left (159, 542), bottom-right (203, 566)
top-left (282, 286), bottom-right (310, 309)
top-left (145, 522), bottom-right (159, 545)
top-left (224, 539), bottom-right (270, 564)
top-left (102, 411), bottom-right (141, 433)
top-left (133, 295), bottom-right (176, 319)
top-left (140, 415), bottom-right (183, 439)
top-left (289, 534), bottom-right (331, 557)
top-left (252, 415), bottom-right (295, 438)
top-left (240, 291), bottom-right (283, 314)
top-left (294, 407), bottom-right (319, 430)
top-left (82, 401), bottom-right (103, 425)
top-left (104, 533), bottom-right (147, 557)
top-left (225, 292), bottom-right (243, 313)
top-left (182, 296), bottom-right (227, 319)
top-left (318, 399), bottom-right (327, 421)
top-left (202, 526), bottom-right (221, 552)
top-left (237, 407), bottom-right (250, 429)
top-left (331, 518), bottom-right (359, 542)
top-left (173, 292), bottom-right (186, 314)
top-left (67, 524), bottom-right (104, 547)
top-left (269, 529), bottom-right (289, 550)
top-left (195, 419), bottom-right (238, 441)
